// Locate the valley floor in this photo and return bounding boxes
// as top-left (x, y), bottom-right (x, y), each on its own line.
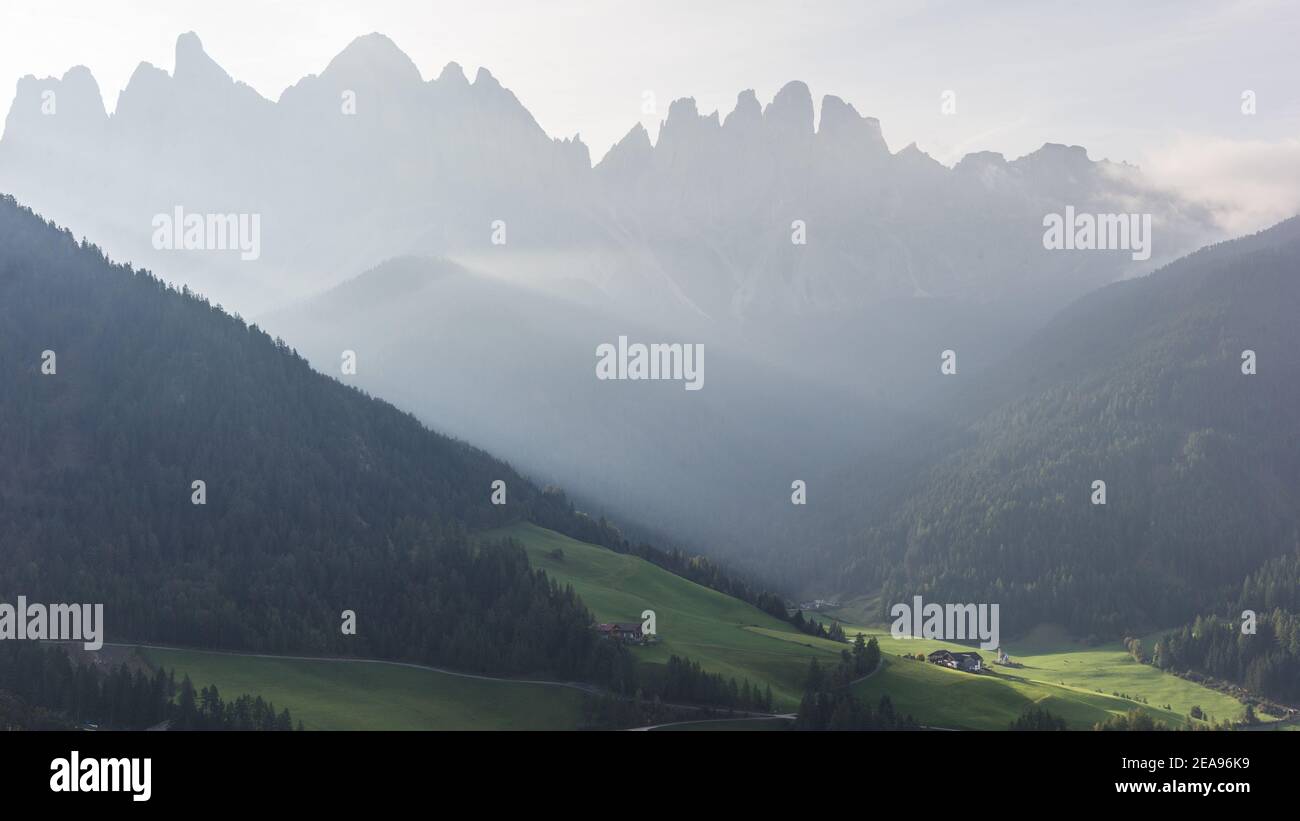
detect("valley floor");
top-left (134, 646), bottom-right (589, 730)
top-left (812, 607), bottom-right (1274, 730)
top-left (115, 526), bottom-right (1272, 731)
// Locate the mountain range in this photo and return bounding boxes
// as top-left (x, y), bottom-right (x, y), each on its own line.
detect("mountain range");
top-left (1, 32), bottom-right (1217, 322)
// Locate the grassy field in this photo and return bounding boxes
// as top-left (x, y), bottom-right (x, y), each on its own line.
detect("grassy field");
top-left (489, 522), bottom-right (845, 710)
top-left (495, 524), bottom-right (1266, 730)
top-left (134, 526), bottom-right (1268, 731)
top-left (810, 605), bottom-right (1260, 729)
top-left (853, 655), bottom-right (1190, 730)
top-left (137, 647), bottom-right (587, 730)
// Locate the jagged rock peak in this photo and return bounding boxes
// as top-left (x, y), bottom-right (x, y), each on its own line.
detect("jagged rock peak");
top-left (724, 89), bottom-right (762, 130)
top-left (436, 61), bottom-right (469, 86)
top-left (174, 32), bottom-right (232, 85)
top-left (955, 150), bottom-right (1007, 169)
top-left (665, 96), bottom-right (701, 123)
top-left (764, 80), bottom-right (814, 132)
top-left (595, 122), bottom-right (653, 175)
top-left (473, 66), bottom-right (502, 89)
top-left (323, 33), bottom-right (424, 84)
top-left (1015, 142), bottom-right (1092, 166)
top-left (555, 132), bottom-right (592, 167)
top-left (615, 122), bottom-right (652, 152)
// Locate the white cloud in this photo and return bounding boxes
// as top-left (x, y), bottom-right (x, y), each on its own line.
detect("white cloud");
top-left (1141, 135), bottom-right (1300, 235)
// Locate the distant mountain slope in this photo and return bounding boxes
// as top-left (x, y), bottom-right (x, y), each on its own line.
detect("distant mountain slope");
top-left (836, 217), bottom-right (1300, 636)
top-left (0, 195), bottom-right (624, 681)
top-left (263, 254), bottom-right (914, 565)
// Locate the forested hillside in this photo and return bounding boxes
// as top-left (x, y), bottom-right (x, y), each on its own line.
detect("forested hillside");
top-left (0, 195), bottom-right (628, 683)
top-left (835, 217), bottom-right (1300, 639)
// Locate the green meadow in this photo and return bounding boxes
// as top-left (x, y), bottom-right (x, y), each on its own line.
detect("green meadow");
top-left (489, 522), bottom-right (846, 710)
top-left (138, 646), bottom-right (586, 730)
top-left (811, 605), bottom-right (1259, 729)
top-left (134, 527), bottom-right (1263, 731)
top-left (491, 525), bottom-right (1247, 730)
top-left (853, 654), bottom-right (1189, 730)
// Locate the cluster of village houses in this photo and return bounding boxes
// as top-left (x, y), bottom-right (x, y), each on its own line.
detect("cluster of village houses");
top-left (926, 649), bottom-right (985, 672)
top-left (925, 647), bottom-right (1011, 673)
top-left (797, 599), bottom-right (840, 611)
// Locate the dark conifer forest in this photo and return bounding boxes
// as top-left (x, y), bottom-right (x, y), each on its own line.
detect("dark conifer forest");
top-left (0, 195), bottom-right (630, 681)
top-left (828, 219), bottom-right (1300, 647)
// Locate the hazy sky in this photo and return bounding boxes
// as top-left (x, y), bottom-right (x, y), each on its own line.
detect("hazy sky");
top-left (1, 0), bottom-right (1298, 229)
